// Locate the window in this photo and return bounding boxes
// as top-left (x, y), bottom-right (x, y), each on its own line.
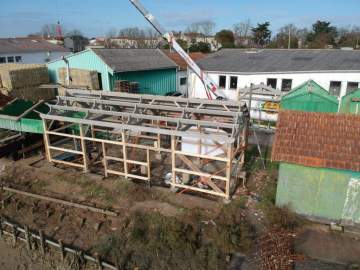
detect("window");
top-left (7, 56), bottom-right (14, 63)
top-left (15, 56), bottom-right (22, 63)
top-left (230, 76), bottom-right (238, 89)
top-left (219, 75), bottom-right (227, 89)
top-left (281, 79), bottom-right (292, 92)
top-left (347, 82), bottom-right (359, 95)
top-left (267, 78), bottom-right (277, 89)
top-left (329, 81), bottom-right (341, 96)
top-left (0, 57), bottom-right (5, 63)
top-left (180, 77), bottom-right (187, 86)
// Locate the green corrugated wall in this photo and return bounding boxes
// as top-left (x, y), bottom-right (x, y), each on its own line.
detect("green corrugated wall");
top-left (276, 163), bottom-right (360, 224)
top-left (0, 101), bottom-right (49, 134)
top-left (281, 80), bottom-right (339, 113)
top-left (339, 89), bottom-right (360, 114)
top-left (113, 68), bottom-right (177, 95)
top-left (47, 49), bottom-right (113, 91)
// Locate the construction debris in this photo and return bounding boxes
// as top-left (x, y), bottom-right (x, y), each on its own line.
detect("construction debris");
top-left (256, 229), bottom-right (304, 270)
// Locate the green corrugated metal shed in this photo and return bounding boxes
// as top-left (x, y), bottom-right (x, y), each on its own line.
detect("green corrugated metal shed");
top-left (281, 80), bottom-right (339, 112)
top-left (47, 49), bottom-right (177, 94)
top-left (339, 88), bottom-right (360, 114)
top-left (276, 163), bottom-right (360, 224)
top-left (0, 100), bottom-right (49, 134)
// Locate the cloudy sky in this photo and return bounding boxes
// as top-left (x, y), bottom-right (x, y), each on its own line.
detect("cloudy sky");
top-left (1, 0), bottom-right (360, 37)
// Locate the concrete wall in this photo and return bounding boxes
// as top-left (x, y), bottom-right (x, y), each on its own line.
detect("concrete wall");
top-left (276, 163), bottom-right (360, 225)
top-left (188, 71), bottom-right (360, 100)
top-left (0, 51), bottom-right (69, 65)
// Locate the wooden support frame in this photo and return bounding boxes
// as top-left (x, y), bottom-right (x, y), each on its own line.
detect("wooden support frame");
top-left (41, 90), bottom-right (248, 199)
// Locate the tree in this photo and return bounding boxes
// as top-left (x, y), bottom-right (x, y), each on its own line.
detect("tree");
top-left (274, 24), bottom-right (299, 49)
top-left (338, 26), bottom-right (360, 48)
top-left (251, 22), bottom-right (271, 47)
top-left (215, 29), bottom-right (235, 48)
top-left (233, 19), bottom-right (252, 46)
top-left (163, 38), bottom-right (188, 50)
top-left (185, 20), bottom-right (216, 42)
top-left (65, 29), bottom-right (84, 37)
top-left (307, 20), bottom-right (337, 48)
top-left (189, 42), bottom-right (211, 53)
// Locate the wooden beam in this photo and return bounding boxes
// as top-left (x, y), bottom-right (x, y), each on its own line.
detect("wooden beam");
top-left (2, 186), bottom-right (118, 217)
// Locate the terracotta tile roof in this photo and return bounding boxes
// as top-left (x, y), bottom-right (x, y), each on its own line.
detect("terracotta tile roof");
top-left (272, 110), bottom-right (360, 172)
top-left (163, 51), bottom-right (207, 70)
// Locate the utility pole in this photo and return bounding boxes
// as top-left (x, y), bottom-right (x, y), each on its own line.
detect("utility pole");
top-left (288, 27), bottom-right (291, 49)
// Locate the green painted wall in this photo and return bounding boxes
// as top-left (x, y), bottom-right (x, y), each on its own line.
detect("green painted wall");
top-left (47, 49), bottom-right (113, 91)
top-left (281, 80), bottom-right (339, 113)
top-left (0, 101), bottom-right (49, 134)
top-left (339, 88), bottom-right (360, 114)
top-left (113, 68), bottom-right (177, 95)
top-left (276, 163), bottom-right (360, 224)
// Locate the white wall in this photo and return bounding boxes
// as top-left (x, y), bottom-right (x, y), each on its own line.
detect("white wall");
top-left (177, 70), bottom-right (188, 94)
top-left (188, 71), bottom-right (360, 99)
top-left (0, 51), bottom-right (70, 65)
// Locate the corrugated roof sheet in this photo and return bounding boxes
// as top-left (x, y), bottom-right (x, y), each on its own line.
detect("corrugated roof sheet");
top-left (197, 49), bottom-right (360, 73)
top-left (0, 38), bottom-right (69, 54)
top-left (92, 48), bottom-right (178, 73)
top-left (272, 110), bottom-right (360, 172)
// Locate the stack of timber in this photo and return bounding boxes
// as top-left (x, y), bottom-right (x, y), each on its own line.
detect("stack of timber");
top-left (58, 68), bottom-right (100, 90)
top-left (114, 80), bottom-right (139, 93)
top-left (0, 64), bottom-right (54, 101)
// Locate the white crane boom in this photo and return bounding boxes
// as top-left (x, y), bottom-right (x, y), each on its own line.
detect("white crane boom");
top-left (129, 0), bottom-right (221, 99)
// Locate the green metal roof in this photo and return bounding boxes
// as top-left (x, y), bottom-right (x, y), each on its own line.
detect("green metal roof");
top-left (0, 100), bottom-right (49, 134)
top-left (281, 80), bottom-right (339, 113)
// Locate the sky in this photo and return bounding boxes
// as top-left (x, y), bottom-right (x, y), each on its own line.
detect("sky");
top-left (1, 0), bottom-right (360, 38)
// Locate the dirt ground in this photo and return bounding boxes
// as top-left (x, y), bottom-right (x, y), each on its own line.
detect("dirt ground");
top-left (0, 151), bottom-right (359, 269)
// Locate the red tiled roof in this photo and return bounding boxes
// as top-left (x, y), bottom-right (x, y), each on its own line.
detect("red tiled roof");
top-left (164, 51), bottom-right (207, 70)
top-left (272, 110), bottom-right (360, 172)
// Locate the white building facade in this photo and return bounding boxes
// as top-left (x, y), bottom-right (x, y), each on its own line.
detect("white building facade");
top-left (189, 49), bottom-right (360, 100)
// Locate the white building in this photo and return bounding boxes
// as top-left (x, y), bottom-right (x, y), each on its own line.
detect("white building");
top-left (188, 49), bottom-right (360, 100)
top-left (0, 38), bottom-right (70, 64)
top-left (164, 51), bottom-right (207, 94)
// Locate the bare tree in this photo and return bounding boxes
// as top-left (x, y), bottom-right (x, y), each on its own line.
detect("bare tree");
top-left (233, 19), bottom-right (252, 46)
top-left (40, 24), bottom-right (58, 38)
top-left (198, 20), bottom-right (216, 36)
top-left (106, 28), bottom-right (118, 38)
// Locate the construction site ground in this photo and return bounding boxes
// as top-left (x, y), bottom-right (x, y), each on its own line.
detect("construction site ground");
top-left (0, 147), bottom-right (359, 269)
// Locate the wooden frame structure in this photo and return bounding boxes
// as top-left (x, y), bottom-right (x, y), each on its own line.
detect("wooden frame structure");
top-left (40, 90), bottom-right (248, 199)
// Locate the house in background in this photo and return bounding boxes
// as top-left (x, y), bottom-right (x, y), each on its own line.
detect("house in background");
top-left (189, 49), bottom-right (360, 100)
top-left (164, 51), bottom-right (207, 94)
top-left (272, 110), bottom-right (360, 226)
top-left (281, 80), bottom-right (339, 113)
top-left (64, 35), bottom-right (89, 53)
top-left (0, 38), bottom-right (70, 64)
top-left (47, 48), bottom-right (179, 94)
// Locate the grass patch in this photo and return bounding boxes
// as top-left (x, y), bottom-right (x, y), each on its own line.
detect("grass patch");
top-left (94, 207), bottom-right (255, 270)
top-left (257, 177), bottom-right (304, 230)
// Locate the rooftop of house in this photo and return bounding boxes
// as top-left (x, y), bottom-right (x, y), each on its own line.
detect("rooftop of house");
top-left (92, 48), bottom-right (178, 73)
top-left (164, 51), bottom-right (207, 71)
top-left (197, 49), bottom-right (360, 73)
top-left (0, 38), bottom-right (69, 54)
top-left (272, 110), bottom-right (360, 172)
